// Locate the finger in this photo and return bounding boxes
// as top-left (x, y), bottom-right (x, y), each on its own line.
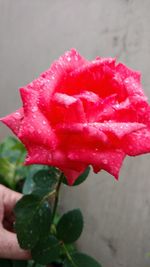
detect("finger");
top-left (0, 185), bottom-right (22, 214)
top-left (0, 227), bottom-right (31, 260)
top-left (0, 196), bottom-right (4, 222)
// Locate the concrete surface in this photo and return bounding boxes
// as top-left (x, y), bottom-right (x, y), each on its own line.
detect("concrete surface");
top-left (0, 1), bottom-right (150, 266)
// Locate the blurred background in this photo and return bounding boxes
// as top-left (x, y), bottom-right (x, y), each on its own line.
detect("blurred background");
top-left (0, 1), bottom-right (150, 266)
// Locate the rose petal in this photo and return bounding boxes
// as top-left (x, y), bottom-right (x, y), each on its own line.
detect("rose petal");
top-left (121, 128), bottom-right (150, 155)
top-left (25, 146), bottom-right (53, 165)
top-left (1, 50), bottom-right (150, 184)
top-left (0, 108), bottom-right (23, 135)
top-left (30, 49), bottom-right (87, 116)
top-left (88, 122), bottom-right (145, 139)
top-left (50, 94), bottom-right (86, 124)
top-left (62, 58), bottom-right (118, 97)
top-left (25, 146), bottom-right (85, 180)
top-left (18, 111), bottom-right (57, 149)
top-left (116, 63), bottom-right (141, 83)
top-left (68, 149), bottom-right (125, 180)
top-left (57, 122), bottom-right (145, 139)
top-left (20, 88), bottom-right (39, 115)
top-left (74, 91), bottom-right (102, 122)
top-left (49, 49), bottom-right (87, 77)
top-left (124, 77), bottom-right (147, 99)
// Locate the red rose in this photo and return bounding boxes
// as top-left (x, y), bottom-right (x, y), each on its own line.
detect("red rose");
top-left (1, 49), bottom-right (150, 185)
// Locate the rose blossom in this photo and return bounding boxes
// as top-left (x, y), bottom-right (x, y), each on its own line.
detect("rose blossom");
top-left (1, 49), bottom-right (150, 185)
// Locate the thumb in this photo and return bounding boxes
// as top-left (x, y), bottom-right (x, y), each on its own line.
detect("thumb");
top-left (0, 227), bottom-right (31, 260)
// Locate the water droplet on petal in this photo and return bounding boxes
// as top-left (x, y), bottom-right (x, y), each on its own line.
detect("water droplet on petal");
top-left (15, 111), bottom-right (20, 116)
top-left (115, 104), bottom-right (120, 108)
top-left (103, 159), bottom-right (108, 164)
top-left (42, 120), bottom-right (46, 125)
top-left (31, 106), bottom-right (38, 112)
top-left (67, 56), bottom-right (71, 62)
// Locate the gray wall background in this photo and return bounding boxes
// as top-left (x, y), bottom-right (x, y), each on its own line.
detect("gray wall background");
top-left (0, 1), bottom-right (150, 266)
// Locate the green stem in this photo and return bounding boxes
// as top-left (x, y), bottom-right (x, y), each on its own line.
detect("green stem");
top-left (50, 173), bottom-right (77, 267)
top-left (43, 189), bottom-right (56, 201)
top-left (62, 243), bottom-right (77, 267)
top-left (51, 172), bottom-right (64, 224)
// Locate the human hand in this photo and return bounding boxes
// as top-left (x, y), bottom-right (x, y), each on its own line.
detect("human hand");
top-left (0, 185), bottom-right (31, 260)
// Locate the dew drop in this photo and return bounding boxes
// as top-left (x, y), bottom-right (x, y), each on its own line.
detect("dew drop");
top-left (67, 56), bottom-right (71, 62)
top-left (124, 79), bottom-right (129, 84)
top-left (45, 202), bottom-right (49, 208)
top-left (31, 106), bottom-right (38, 112)
top-left (115, 104), bottom-right (120, 108)
top-left (42, 120), bottom-right (46, 125)
top-left (103, 159), bottom-right (108, 164)
top-left (15, 112), bottom-right (20, 116)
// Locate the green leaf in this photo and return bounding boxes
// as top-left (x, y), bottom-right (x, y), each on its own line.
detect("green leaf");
top-left (65, 244), bottom-right (77, 254)
top-left (12, 260), bottom-right (27, 267)
top-left (0, 137), bottom-right (18, 155)
top-left (27, 261), bottom-right (45, 267)
top-left (63, 253), bottom-right (102, 267)
top-left (32, 170), bottom-right (57, 197)
top-left (0, 137), bottom-right (27, 189)
top-left (63, 167), bottom-right (90, 186)
top-left (0, 259), bottom-right (12, 267)
top-left (0, 136), bottom-right (26, 163)
top-left (22, 165), bottom-right (48, 194)
top-left (12, 142), bottom-right (26, 153)
top-left (31, 235), bottom-right (60, 264)
top-left (57, 209), bottom-right (83, 243)
top-left (0, 157), bottom-right (16, 188)
top-left (14, 194), bottom-right (52, 249)
top-left (73, 167), bottom-right (90, 186)
top-left (0, 173), bottom-right (10, 187)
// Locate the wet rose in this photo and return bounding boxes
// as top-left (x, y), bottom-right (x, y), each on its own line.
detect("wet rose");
top-left (1, 49), bottom-right (150, 185)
